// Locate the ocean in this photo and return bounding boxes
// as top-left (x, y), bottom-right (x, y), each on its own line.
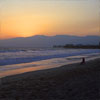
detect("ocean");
top-left (0, 47), bottom-right (100, 78)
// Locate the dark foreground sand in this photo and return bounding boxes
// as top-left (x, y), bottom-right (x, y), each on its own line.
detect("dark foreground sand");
top-left (0, 59), bottom-right (100, 100)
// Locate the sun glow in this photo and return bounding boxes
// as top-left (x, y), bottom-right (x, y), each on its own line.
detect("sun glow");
top-left (0, 0), bottom-right (99, 39)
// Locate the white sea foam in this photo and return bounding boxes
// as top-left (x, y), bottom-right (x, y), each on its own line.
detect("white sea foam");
top-left (0, 48), bottom-right (100, 66)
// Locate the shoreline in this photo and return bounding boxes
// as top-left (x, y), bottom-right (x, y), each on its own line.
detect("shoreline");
top-left (0, 53), bottom-right (100, 79)
top-left (0, 57), bottom-right (100, 79)
top-left (0, 58), bottom-right (100, 99)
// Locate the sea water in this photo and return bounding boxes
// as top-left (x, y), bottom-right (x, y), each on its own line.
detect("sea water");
top-left (0, 47), bottom-right (100, 77)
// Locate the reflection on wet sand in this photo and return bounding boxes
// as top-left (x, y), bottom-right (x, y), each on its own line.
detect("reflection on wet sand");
top-left (0, 53), bottom-right (100, 78)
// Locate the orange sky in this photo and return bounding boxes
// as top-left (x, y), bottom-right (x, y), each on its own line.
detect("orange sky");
top-left (0, 0), bottom-right (100, 39)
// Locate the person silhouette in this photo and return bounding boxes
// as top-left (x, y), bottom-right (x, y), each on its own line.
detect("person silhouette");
top-left (80, 57), bottom-right (85, 64)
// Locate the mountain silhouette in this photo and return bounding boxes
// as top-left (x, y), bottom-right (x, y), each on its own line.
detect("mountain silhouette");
top-left (0, 35), bottom-right (100, 47)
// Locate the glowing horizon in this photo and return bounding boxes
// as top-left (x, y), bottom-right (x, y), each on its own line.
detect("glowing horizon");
top-left (0, 0), bottom-right (100, 39)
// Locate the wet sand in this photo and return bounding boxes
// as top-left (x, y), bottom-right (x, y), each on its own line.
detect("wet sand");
top-left (0, 58), bottom-right (100, 100)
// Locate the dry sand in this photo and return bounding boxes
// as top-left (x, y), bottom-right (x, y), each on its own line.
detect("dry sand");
top-left (0, 58), bottom-right (100, 100)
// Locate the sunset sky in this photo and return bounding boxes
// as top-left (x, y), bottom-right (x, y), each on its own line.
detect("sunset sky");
top-left (0, 0), bottom-right (100, 39)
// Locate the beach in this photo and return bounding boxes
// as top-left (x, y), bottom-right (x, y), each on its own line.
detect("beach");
top-left (0, 58), bottom-right (100, 100)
